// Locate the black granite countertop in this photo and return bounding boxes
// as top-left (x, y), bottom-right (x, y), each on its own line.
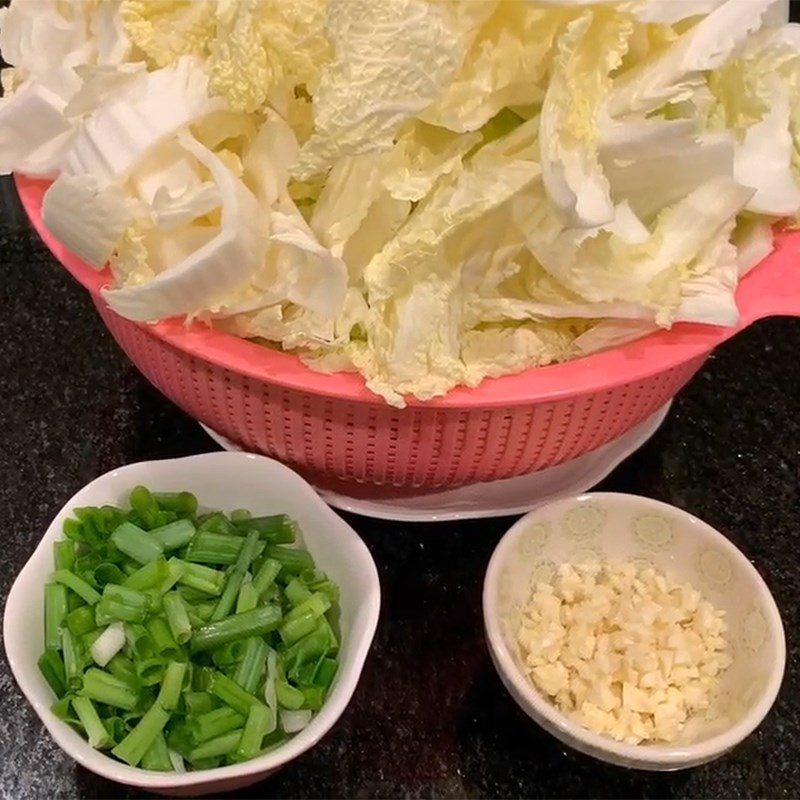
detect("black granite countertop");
top-left (1, 180), bottom-right (799, 799)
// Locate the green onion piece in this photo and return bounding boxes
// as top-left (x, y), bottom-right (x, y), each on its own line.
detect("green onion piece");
top-left (308, 579), bottom-right (340, 604)
top-left (198, 512), bottom-right (237, 536)
top-left (285, 591), bottom-right (331, 624)
top-left (301, 686), bottom-right (325, 711)
top-left (112, 702), bottom-right (171, 766)
top-left (275, 681), bottom-right (305, 710)
top-left (52, 694), bottom-right (79, 724)
top-left (125, 622), bottom-right (155, 659)
top-left (54, 540), bottom-right (76, 571)
top-left (52, 569), bottom-right (101, 605)
top-left (210, 672), bottom-right (263, 716)
top-left (279, 611), bottom-right (319, 646)
top-left (96, 583), bottom-right (150, 624)
top-left (211, 531), bottom-right (260, 622)
top-left (263, 545), bottom-right (314, 576)
top-left (146, 617), bottom-right (179, 656)
top-left (191, 605), bottom-right (282, 653)
top-left (314, 658), bottom-right (338, 691)
top-left (149, 519), bottom-right (195, 551)
top-left (159, 557), bottom-right (187, 594)
top-left (188, 729), bottom-right (243, 763)
top-left (232, 637), bottom-right (268, 694)
top-left (44, 583), bottom-right (69, 651)
top-left (184, 532), bottom-right (243, 565)
top-left (61, 628), bottom-right (84, 691)
top-left (235, 703), bottom-right (273, 761)
top-left (121, 558), bottom-right (169, 592)
top-left (38, 649), bottom-right (67, 697)
top-left (129, 485), bottom-right (159, 529)
top-left (189, 756), bottom-right (221, 770)
top-left (63, 518), bottom-right (85, 542)
top-left (141, 731), bottom-right (172, 771)
top-left (71, 696), bottom-right (113, 749)
top-left (111, 522), bottom-right (164, 565)
top-left (193, 666), bottom-right (216, 693)
top-left (284, 578), bottom-right (312, 606)
top-left (157, 661), bottom-right (188, 711)
top-left (80, 668), bottom-right (138, 710)
top-left (236, 578), bottom-right (258, 614)
top-left (211, 640), bottom-right (249, 668)
top-left (162, 592), bottom-right (192, 645)
top-left (251, 558), bottom-right (281, 597)
top-left (230, 509), bottom-right (251, 523)
top-left (107, 654), bottom-right (137, 683)
top-left (284, 626), bottom-right (331, 681)
top-left (92, 562), bottom-right (126, 587)
top-left (136, 657), bottom-right (167, 686)
top-left (103, 715), bottom-right (128, 745)
top-left (234, 514), bottom-right (297, 544)
top-left (152, 491), bottom-right (198, 516)
top-left (191, 707), bottom-right (245, 744)
top-left (175, 560), bottom-right (226, 596)
top-left (183, 691), bottom-right (215, 716)
top-left (90, 621), bottom-right (126, 667)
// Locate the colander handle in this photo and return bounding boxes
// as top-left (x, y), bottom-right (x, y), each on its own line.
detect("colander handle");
top-left (738, 230), bottom-right (800, 324)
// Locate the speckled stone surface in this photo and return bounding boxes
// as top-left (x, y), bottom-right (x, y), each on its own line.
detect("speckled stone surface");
top-left (0, 181), bottom-right (799, 799)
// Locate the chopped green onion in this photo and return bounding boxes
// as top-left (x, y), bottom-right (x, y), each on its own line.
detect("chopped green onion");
top-left (210, 640), bottom-right (249, 668)
top-left (90, 622), bottom-right (126, 667)
top-left (80, 668), bottom-right (139, 710)
top-left (230, 509), bottom-right (251, 523)
top-left (125, 623), bottom-right (155, 659)
top-left (107, 654), bottom-right (137, 683)
top-left (210, 672), bottom-right (263, 716)
top-left (129, 485), bottom-right (159, 529)
top-left (187, 729), bottom-right (243, 763)
top-left (111, 522), bottom-right (164, 565)
top-left (251, 557), bottom-right (281, 598)
top-left (61, 628), bottom-right (84, 691)
top-left (52, 569), bottom-right (101, 605)
top-left (71, 696), bottom-right (113, 749)
top-left (151, 491), bottom-right (198, 516)
top-left (93, 562), bottom-right (126, 587)
top-left (191, 707), bottom-right (245, 743)
top-left (149, 519), bottom-right (195, 551)
top-left (44, 583), bottom-right (69, 651)
top-left (191, 605), bottom-right (282, 653)
top-left (284, 578), bottom-right (312, 606)
top-left (211, 531), bottom-right (260, 622)
top-left (314, 658), bottom-right (338, 691)
top-left (275, 680), bottom-right (305, 710)
top-left (185, 532), bottom-right (243, 565)
top-left (198, 512), bottom-right (237, 536)
top-left (263, 545), bottom-right (314, 576)
top-left (162, 592), bottom-right (192, 645)
top-left (123, 558), bottom-right (171, 592)
top-left (183, 691), bottom-right (215, 716)
top-left (234, 514), bottom-right (296, 544)
top-left (38, 649), bottom-right (67, 697)
top-left (235, 703), bottom-right (274, 761)
top-left (236, 578), bottom-right (258, 614)
top-left (96, 583), bottom-right (150, 624)
top-left (279, 708), bottom-right (312, 734)
top-left (136, 657), bottom-right (167, 686)
top-left (141, 731), bottom-right (172, 771)
top-left (157, 661), bottom-right (188, 711)
top-left (174, 560), bottom-right (226, 596)
top-left (112, 702), bottom-right (171, 766)
top-left (232, 637), bottom-right (268, 694)
top-left (146, 617), bottom-right (180, 656)
top-left (54, 540), bottom-right (76, 571)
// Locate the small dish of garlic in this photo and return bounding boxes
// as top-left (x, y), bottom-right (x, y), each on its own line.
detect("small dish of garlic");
top-left (483, 493), bottom-right (785, 771)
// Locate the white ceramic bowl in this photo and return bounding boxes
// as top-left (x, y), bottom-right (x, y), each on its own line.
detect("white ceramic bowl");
top-left (483, 492), bottom-right (785, 771)
top-left (3, 452), bottom-right (381, 796)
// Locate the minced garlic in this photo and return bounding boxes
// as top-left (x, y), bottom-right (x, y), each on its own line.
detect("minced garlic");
top-left (516, 562), bottom-right (731, 744)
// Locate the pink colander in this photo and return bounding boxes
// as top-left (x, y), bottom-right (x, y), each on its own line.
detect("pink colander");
top-left (17, 175), bottom-right (800, 493)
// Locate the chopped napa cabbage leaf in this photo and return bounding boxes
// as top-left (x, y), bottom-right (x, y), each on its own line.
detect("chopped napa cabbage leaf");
top-left (540, 10), bottom-right (634, 227)
top-left (120, 0), bottom-right (214, 67)
top-left (62, 56), bottom-right (222, 183)
top-left (103, 132), bottom-right (266, 320)
top-left (293, 0), bottom-right (490, 179)
top-left (42, 173), bottom-right (142, 268)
